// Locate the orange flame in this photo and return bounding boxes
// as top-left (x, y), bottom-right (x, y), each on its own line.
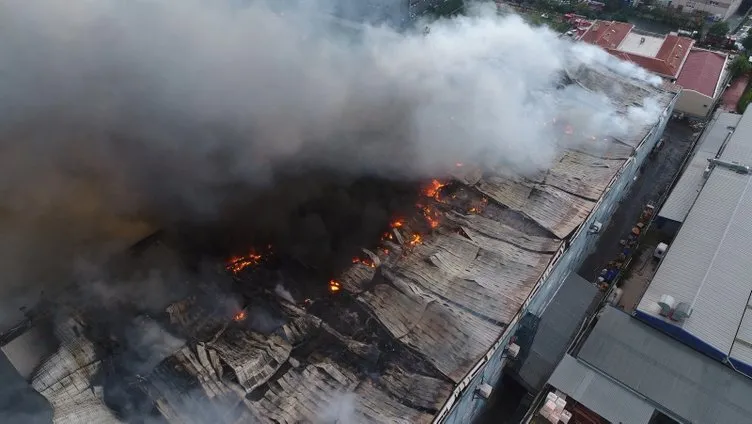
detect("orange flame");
top-left (424, 179), bottom-right (447, 201)
top-left (352, 257), bottom-right (376, 268)
top-left (409, 233), bottom-right (422, 246)
top-left (226, 251), bottom-right (263, 273)
top-left (421, 206), bottom-right (441, 229)
top-left (469, 197), bottom-right (489, 214)
top-left (390, 219), bottom-right (404, 228)
top-left (455, 162), bottom-right (464, 167)
top-left (329, 280), bottom-right (342, 293)
top-left (233, 310), bottom-right (247, 322)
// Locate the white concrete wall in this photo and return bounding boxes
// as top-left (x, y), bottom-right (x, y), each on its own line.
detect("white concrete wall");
top-left (672, 0), bottom-right (743, 20)
top-left (675, 89), bottom-right (715, 118)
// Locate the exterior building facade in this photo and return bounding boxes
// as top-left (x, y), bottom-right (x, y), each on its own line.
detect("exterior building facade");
top-left (670, 0), bottom-right (744, 20)
top-left (674, 49), bottom-right (730, 117)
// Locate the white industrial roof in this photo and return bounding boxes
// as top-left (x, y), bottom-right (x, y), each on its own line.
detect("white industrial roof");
top-left (617, 32), bottom-right (664, 57)
top-left (639, 108), bottom-right (752, 367)
top-left (658, 112), bottom-right (741, 223)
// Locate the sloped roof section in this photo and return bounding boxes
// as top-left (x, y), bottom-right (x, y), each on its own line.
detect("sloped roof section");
top-left (676, 48), bottom-right (727, 97)
top-left (579, 21), bottom-right (694, 78)
top-left (579, 306), bottom-right (752, 424)
top-left (658, 112), bottom-right (740, 223)
top-left (31, 317), bottom-right (123, 424)
top-left (22, 62), bottom-right (674, 424)
top-left (579, 21), bottom-right (633, 49)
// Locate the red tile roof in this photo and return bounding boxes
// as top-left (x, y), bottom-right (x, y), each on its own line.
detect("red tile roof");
top-left (579, 21), bottom-right (633, 49)
top-left (676, 49), bottom-right (727, 97)
top-left (579, 21), bottom-right (695, 79)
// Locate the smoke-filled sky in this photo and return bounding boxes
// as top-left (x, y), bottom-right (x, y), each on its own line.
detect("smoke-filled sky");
top-left (0, 0), bottom-right (665, 323)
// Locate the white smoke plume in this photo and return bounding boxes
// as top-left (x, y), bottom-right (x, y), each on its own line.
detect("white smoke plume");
top-left (275, 283), bottom-right (296, 303)
top-left (316, 392), bottom-right (358, 424)
top-left (0, 0), bottom-right (666, 309)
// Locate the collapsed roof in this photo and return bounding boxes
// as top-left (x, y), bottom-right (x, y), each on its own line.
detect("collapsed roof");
top-left (27, 65), bottom-right (675, 424)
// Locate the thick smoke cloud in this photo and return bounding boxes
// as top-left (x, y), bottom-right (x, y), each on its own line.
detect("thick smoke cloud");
top-left (0, 0), bottom-right (663, 316)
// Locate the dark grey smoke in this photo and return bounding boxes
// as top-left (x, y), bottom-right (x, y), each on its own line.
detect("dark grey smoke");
top-left (0, 0), bottom-right (663, 319)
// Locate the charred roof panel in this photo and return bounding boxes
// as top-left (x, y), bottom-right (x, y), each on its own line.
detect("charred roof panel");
top-left (379, 364), bottom-right (453, 411)
top-left (359, 282), bottom-right (500, 382)
top-left (445, 212), bottom-right (561, 253)
top-left (205, 328), bottom-right (292, 392)
top-left (394, 232), bottom-right (548, 324)
top-left (544, 150), bottom-right (625, 201)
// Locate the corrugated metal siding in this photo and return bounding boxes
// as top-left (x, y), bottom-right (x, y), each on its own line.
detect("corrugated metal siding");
top-left (579, 307), bottom-right (752, 424)
top-left (548, 355), bottom-right (655, 424)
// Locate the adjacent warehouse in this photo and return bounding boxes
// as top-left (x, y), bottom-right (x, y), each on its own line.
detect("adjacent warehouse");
top-left (529, 107), bottom-right (752, 424)
top-left (544, 307), bottom-right (752, 424)
top-left (637, 107), bottom-right (752, 377)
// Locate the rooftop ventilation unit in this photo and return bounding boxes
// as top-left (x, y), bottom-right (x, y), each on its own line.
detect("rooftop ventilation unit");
top-left (671, 302), bottom-right (692, 322)
top-left (654, 242), bottom-right (668, 260)
top-left (657, 294), bottom-right (676, 316)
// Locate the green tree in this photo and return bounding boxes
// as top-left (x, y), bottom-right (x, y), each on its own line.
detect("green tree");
top-left (743, 35), bottom-right (752, 51)
top-left (707, 21), bottom-right (730, 39)
top-left (729, 54), bottom-right (752, 78)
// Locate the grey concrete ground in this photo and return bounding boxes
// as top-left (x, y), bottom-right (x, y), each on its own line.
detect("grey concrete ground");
top-left (577, 119), bottom-right (696, 282)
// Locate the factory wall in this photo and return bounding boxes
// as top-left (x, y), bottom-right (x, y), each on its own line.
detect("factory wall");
top-left (435, 94), bottom-right (676, 424)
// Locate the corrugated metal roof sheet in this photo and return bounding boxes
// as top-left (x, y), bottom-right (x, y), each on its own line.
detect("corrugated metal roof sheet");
top-left (20, 63), bottom-right (677, 424)
top-left (639, 109), bottom-right (752, 369)
top-left (578, 307), bottom-right (752, 424)
top-left (548, 354), bottom-right (655, 424)
top-left (658, 154), bottom-right (710, 223)
top-left (516, 272), bottom-right (597, 391)
top-left (658, 112), bottom-right (740, 223)
top-left (720, 108), bottom-right (752, 164)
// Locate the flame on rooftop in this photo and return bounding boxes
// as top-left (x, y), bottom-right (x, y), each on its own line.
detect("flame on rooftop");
top-left (329, 279), bottom-right (341, 293)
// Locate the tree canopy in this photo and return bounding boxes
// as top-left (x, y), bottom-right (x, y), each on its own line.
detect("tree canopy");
top-left (707, 21), bottom-right (730, 39)
top-left (729, 54), bottom-right (752, 78)
top-left (743, 29), bottom-right (752, 51)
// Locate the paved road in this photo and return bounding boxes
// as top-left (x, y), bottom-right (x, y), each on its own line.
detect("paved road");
top-left (577, 119), bottom-right (696, 282)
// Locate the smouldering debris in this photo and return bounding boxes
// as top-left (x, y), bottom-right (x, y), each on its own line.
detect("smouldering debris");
top-left (329, 280), bottom-right (342, 293)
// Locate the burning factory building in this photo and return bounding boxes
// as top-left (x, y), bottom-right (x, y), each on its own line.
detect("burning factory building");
top-left (1, 63), bottom-right (677, 424)
top-left (0, 1), bottom-right (679, 423)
